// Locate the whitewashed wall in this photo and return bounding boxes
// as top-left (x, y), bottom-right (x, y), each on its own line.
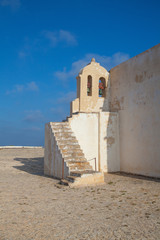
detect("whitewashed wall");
top-left (69, 112), bottom-right (120, 172)
top-left (100, 112), bottom-right (120, 172)
top-left (109, 44), bottom-right (160, 177)
top-left (44, 123), bottom-right (69, 179)
top-left (69, 113), bottom-right (99, 170)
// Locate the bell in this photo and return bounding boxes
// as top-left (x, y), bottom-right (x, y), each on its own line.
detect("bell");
top-left (99, 89), bottom-right (102, 96)
top-left (87, 87), bottom-right (90, 93)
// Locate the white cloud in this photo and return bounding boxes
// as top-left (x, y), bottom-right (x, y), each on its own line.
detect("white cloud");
top-left (6, 81), bottom-right (39, 95)
top-left (57, 91), bottom-right (76, 103)
top-left (15, 84), bottom-right (24, 92)
top-left (59, 30), bottom-right (77, 45)
top-left (24, 110), bottom-right (44, 123)
top-left (18, 30), bottom-right (77, 59)
top-left (42, 31), bottom-right (58, 47)
top-left (6, 84), bottom-right (24, 94)
top-left (27, 81), bottom-right (39, 91)
top-left (43, 30), bottom-right (77, 47)
top-left (18, 51), bottom-right (28, 59)
top-left (54, 52), bottom-right (130, 81)
top-left (0, 0), bottom-right (21, 9)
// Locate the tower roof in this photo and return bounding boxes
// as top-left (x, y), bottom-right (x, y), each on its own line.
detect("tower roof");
top-left (78, 58), bottom-right (109, 77)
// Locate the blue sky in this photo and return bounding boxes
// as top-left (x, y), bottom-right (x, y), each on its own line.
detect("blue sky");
top-left (0, 0), bottom-right (159, 146)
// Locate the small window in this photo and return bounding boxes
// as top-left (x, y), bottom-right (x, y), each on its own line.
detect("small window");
top-left (87, 75), bottom-right (92, 96)
top-left (99, 77), bottom-right (106, 97)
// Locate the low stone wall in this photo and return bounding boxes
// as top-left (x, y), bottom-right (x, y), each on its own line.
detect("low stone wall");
top-left (0, 146), bottom-right (43, 149)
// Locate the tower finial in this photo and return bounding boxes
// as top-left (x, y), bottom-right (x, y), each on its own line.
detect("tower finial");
top-left (91, 58), bottom-right (95, 62)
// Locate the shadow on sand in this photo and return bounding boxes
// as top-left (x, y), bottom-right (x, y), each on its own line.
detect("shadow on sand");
top-left (109, 172), bottom-right (160, 183)
top-left (13, 157), bottom-right (44, 176)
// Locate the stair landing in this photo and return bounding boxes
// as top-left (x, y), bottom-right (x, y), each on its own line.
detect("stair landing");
top-left (60, 171), bottom-right (104, 187)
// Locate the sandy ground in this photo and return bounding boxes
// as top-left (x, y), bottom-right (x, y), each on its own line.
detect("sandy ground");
top-left (0, 148), bottom-right (160, 240)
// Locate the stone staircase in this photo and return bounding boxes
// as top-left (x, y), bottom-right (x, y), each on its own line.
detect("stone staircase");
top-left (51, 122), bottom-right (104, 187)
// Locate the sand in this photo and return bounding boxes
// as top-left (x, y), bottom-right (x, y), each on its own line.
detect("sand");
top-left (0, 148), bottom-right (160, 240)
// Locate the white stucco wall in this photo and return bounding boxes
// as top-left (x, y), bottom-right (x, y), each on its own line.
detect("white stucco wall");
top-left (69, 112), bottom-right (120, 172)
top-left (109, 43), bottom-right (160, 177)
top-left (44, 123), bottom-right (69, 179)
top-left (69, 113), bottom-right (99, 170)
top-left (100, 112), bottom-right (120, 172)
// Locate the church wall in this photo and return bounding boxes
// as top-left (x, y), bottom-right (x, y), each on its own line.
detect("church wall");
top-left (68, 112), bottom-right (120, 172)
top-left (44, 123), bottom-right (68, 179)
top-left (109, 44), bottom-right (160, 177)
top-left (70, 98), bottom-right (79, 115)
top-left (69, 113), bottom-right (99, 171)
top-left (44, 123), bottom-right (52, 176)
top-left (100, 112), bottom-right (120, 172)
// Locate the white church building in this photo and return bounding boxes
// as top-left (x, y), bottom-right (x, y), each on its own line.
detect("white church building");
top-left (44, 44), bottom-right (160, 186)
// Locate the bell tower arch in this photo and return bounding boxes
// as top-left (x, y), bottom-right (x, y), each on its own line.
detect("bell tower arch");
top-left (71, 58), bottom-right (109, 115)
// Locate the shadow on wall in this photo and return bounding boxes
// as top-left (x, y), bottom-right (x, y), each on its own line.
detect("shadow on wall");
top-left (106, 113), bottom-right (112, 172)
top-left (102, 86), bottom-right (118, 173)
top-left (13, 157), bottom-right (44, 176)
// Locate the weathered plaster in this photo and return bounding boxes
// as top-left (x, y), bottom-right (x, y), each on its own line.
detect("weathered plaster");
top-left (44, 123), bottom-right (69, 179)
top-left (71, 58), bottom-right (110, 114)
top-left (109, 43), bottom-right (160, 177)
top-left (68, 113), bottom-right (99, 170)
top-left (70, 98), bottom-right (79, 115)
top-left (45, 46), bottom-right (160, 180)
top-left (68, 112), bottom-right (120, 173)
top-left (99, 112), bottom-right (120, 172)
top-left (69, 59), bottom-right (120, 173)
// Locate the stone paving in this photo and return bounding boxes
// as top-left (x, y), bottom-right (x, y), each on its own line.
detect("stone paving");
top-left (0, 148), bottom-right (160, 240)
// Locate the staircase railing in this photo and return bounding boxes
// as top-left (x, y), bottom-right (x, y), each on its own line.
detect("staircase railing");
top-left (88, 157), bottom-right (97, 171)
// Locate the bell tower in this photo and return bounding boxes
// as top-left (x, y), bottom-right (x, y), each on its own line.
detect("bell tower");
top-left (70, 58), bottom-right (109, 115)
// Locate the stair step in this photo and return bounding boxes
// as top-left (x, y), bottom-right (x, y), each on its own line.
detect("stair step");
top-left (51, 122), bottom-right (68, 125)
top-left (64, 156), bottom-right (86, 161)
top-left (56, 137), bottom-right (77, 141)
top-left (70, 170), bottom-right (96, 177)
top-left (59, 144), bottom-right (81, 150)
top-left (51, 122), bottom-right (69, 125)
top-left (57, 139), bottom-right (78, 144)
top-left (51, 124), bottom-right (70, 128)
top-left (60, 179), bottom-right (69, 186)
top-left (52, 129), bottom-right (71, 133)
top-left (69, 168), bottom-right (93, 172)
top-left (65, 160), bottom-right (87, 163)
top-left (67, 160), bottom-right (91, 165)
top-left (67, 162), bottom-right (91, 167)
top-left (58, 143), bottom-right (80, 148)
top-left (52, 127), bottom-right (70, 130)
top-left (60, 171), bottom-right (104, 187)
top-left (54, 132), bottom-right (75, 138)
top-left (61, 149), bottom-right (83, 154)
top-left (62, 151), bottom-right (84, 156)
top-left (66, 175), bottom-right (77, 183)
top-left (62, 155), bottom-right (85, 160)
top-left (50, 121), bottom-right (97, 187)
top-left (52, 127), bottom-right (72, 131)
top-left (69, 166), bottom-right (93, 172)
top-left (62, 154), bottom-right (85, 160)
top-left (70, 152), bottom-right (85, 157)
